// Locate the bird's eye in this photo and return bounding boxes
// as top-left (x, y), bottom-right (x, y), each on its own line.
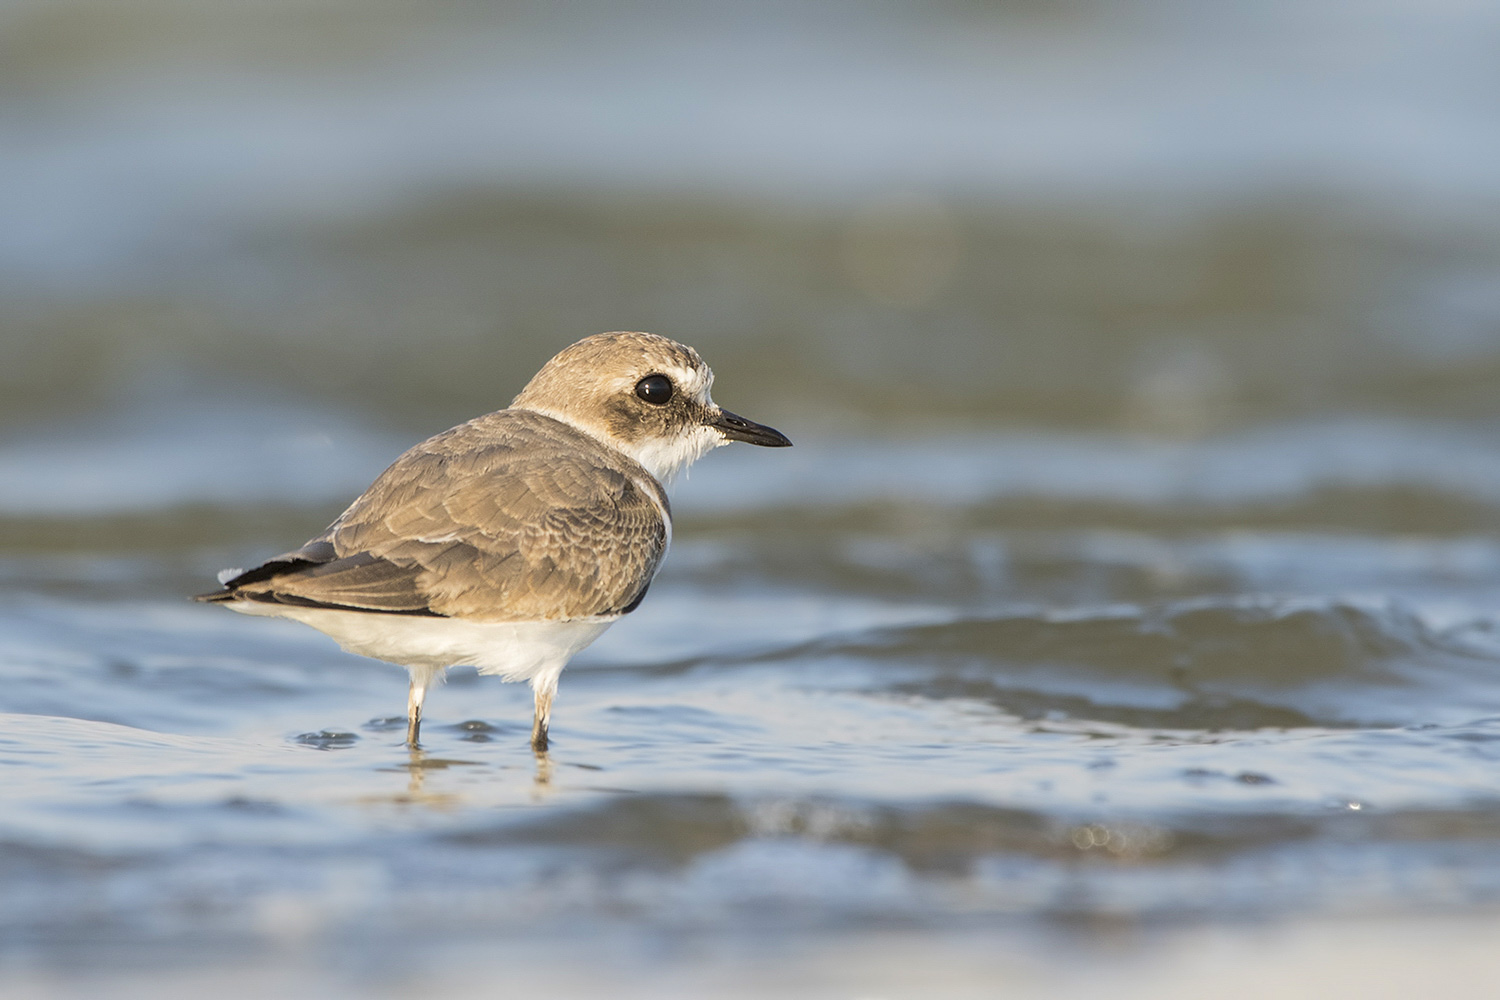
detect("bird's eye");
top-left (635, 374), bottom-right (674, 405)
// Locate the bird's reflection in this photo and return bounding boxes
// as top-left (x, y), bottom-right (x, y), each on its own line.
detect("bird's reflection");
top-left (531, 748), bottom-right (554, 794)
top-left (372, 742), bottom-right (556, 807)
top-left (395, 745), bottom-right (461, 807)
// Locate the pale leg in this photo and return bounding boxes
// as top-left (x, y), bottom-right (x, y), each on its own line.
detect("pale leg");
top-left (531, 682), bottom-right (553, 752)
top-left (406, 677), bottom-right (426, 747)
top-left (528, 656), bottom-right (573, 749)
top-left (405, 665), bottom-right (444, 747)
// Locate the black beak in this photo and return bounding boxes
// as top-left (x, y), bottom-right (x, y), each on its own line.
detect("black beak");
top-left (709, 408), bottom-right (792, 447)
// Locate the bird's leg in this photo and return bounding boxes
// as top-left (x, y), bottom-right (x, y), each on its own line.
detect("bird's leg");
top-left (406, 670), bottom-right (432, 748)
top-left (403, 665), bottom-right (446, 748)
top-left (531, 682), bottom-right (554, 752)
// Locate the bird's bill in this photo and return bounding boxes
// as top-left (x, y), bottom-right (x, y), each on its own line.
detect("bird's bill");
top-left (709, 409), bottom-right (792, 447)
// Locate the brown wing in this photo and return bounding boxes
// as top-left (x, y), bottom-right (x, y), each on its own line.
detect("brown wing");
top-left (205, 410), bottom-right (669, 622)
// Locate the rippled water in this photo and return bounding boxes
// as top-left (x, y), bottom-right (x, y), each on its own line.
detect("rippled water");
top-left (9, 416), bottom-right (1500, 995)
top-left (7, 1), bottom-right (1500, 996)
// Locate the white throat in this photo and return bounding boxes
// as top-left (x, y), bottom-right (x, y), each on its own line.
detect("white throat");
top-left (620, 423), bottom-right (727, 485)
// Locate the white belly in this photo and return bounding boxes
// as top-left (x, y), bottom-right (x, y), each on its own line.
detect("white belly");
top-left (227, 601), bottom-right (616, 683)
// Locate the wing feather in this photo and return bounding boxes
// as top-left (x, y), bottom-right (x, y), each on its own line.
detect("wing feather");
top-left (204, 410), bottom-right (669, 621)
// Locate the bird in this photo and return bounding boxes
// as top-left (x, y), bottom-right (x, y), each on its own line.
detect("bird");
top-left (195, 331), bottom-right (791, 750)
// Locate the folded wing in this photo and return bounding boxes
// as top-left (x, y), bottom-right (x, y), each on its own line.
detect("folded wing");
top-left (197, 410), bottom-right (669, 622)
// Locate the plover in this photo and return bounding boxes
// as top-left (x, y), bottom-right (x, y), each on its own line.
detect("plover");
top-left (195, 332), bottom-right (790, 750)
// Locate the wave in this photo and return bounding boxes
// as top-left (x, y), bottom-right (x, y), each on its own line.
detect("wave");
top-left (694, 596), bottom-right (1500, 730)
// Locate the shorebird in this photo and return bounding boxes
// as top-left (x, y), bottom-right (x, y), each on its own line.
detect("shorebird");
top-left (195, 332), bottom-right (790, 750)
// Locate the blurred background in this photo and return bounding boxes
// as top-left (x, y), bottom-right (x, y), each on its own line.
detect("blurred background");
top-left (7, 0), bottom-right (1500, 451)
top-left (5, 1), bottom-right (1500, 997)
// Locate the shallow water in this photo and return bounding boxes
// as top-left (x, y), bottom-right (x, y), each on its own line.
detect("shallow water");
top-left (8, 422), bottom-right (1500, 994)
top-left (7, 1), bottom-right (1500, 996)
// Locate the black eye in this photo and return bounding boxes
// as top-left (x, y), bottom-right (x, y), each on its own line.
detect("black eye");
top-left (635, 374), bottom-right (674, 405)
